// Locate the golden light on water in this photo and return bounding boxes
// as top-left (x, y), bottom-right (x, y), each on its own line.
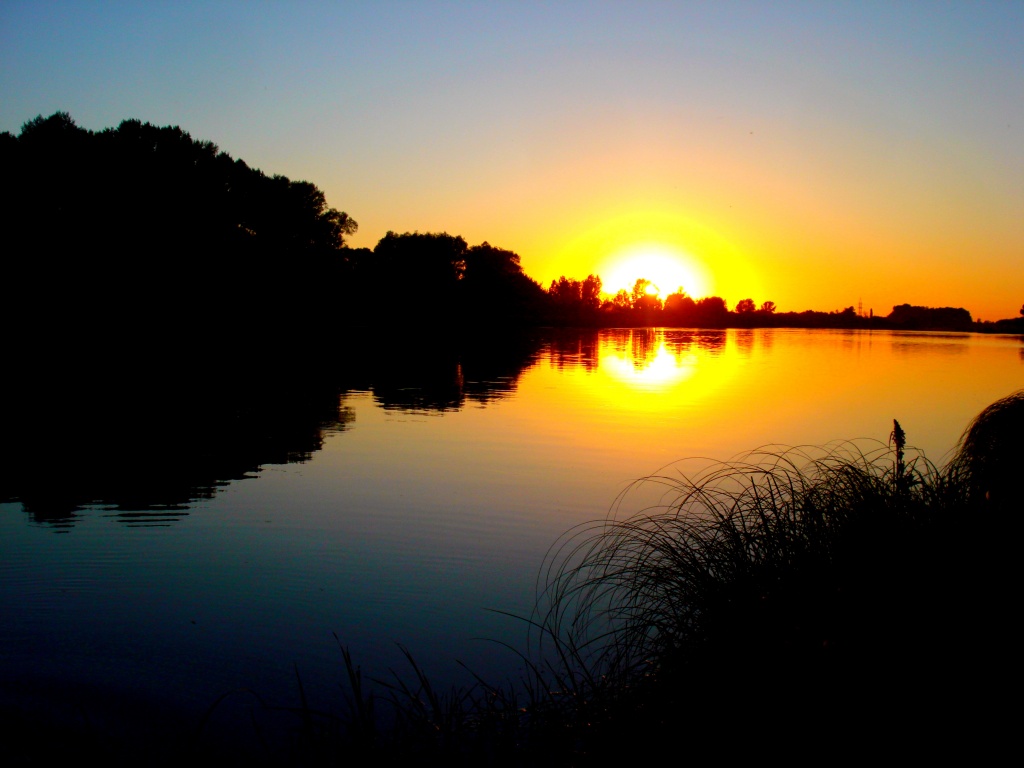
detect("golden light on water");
top-left (586, 330), bottom-right (743, 412)
top-left (601, 343), bottom-right (697, 391)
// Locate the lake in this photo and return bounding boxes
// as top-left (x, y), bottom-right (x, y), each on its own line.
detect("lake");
top-left (2, 327), bottom-right (1021, 746)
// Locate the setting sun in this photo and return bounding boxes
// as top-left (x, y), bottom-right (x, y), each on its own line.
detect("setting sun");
top-left (599, 243), bottom-right (713, 299)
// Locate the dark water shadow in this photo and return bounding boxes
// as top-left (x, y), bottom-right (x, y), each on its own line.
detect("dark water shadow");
top-left (543, 328), bottom-right (601, 372)
top-left (1, 329), bottom-right (546, 526)
top-left (890, 331), bottom-right (972, 356)
top-left (343, 330), bottom-right (543, 413)
top-left (2, 361), bottom-right (354, 526)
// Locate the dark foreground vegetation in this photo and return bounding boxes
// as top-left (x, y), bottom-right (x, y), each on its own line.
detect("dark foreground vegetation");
top-left (10, 392), bottom-right (1016, 765)
top-left (3, 112), bottom-right (1021, 356)
top-left (293, 392), bottom-right (1018, 764)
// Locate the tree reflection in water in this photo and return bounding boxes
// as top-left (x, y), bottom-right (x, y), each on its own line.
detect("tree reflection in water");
top-left (2, 331), bottom-right (545, 527)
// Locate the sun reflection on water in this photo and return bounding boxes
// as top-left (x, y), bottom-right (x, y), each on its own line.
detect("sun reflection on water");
top-left (586, 329), bottom-right (741, 412)
top-left (601, 341), bottom-right (698, 391)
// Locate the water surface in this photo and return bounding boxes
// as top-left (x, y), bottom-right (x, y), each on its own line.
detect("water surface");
top-left (2, 328), bottom-right (1020, 738)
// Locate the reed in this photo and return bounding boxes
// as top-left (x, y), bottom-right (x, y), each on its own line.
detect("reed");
top-left (535, 440), bottom-right (934, 669)
top-left (326, 391), bottom-right (1024, 760)
top-left (521, 391), bottom-right (1022, 756)
top-left (16, 396), bottom-right (1019, 762)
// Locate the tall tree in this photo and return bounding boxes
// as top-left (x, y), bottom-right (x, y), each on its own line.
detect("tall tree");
top-left (369, 231), bottom-right (468, 322)
top-left (4, 112), bottom-right (358, 359)
top-left (547, 274), bottom-right (603, 325)
top-left (460, 242), bottom-right (545, 325)
top-left (694, 296), bottom-right (729, 327)
top-left (663, 291), bottom-right (696, 326)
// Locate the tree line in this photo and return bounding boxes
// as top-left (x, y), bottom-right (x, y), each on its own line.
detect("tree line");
top-left (538, 273), bottom-right (988, 331)
top-left (3, 112), bottom-right (1013, 368)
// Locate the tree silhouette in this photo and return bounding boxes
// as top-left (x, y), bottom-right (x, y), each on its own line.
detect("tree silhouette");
top-left (623, 278), bottom-right (661, 324)
top-left (630, 278), bottom-right (653, 305)
top-left (4, 112), bottom-right (359, 364)
top-left (461, 242), bottom-right (545, 325)
top-left (7, 111), bottom-right (986, 337)
top-left (663, 291), bottom-right (696, 326)
top-left (547, 274), bottom-right (603, 325)
top-left (887, 304), bottom-right (972, 331)
top-left (580, 274), bottom-right (603, 311)
top-left (367, 231), bottom-right (468, 323)
top-left (694, 296), bottom-right (729, 327)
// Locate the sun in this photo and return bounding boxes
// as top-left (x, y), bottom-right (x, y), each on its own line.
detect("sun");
top-left (598, 243), bottom-right (713, 299)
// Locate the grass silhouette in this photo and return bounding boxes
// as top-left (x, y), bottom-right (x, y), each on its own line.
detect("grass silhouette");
top-left (12, 393), bottom-right (1019, 764)
top-left (325, 390), bottom-right (1022, 763)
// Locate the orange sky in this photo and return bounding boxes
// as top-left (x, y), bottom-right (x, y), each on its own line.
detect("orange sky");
top-left (3, 3), bottom-right (1022, 320)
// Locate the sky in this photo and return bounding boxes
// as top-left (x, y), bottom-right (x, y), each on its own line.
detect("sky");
top-left (2, 1), bottom-right (1022, 319)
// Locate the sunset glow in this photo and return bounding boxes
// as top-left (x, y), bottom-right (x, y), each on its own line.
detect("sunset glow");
top-left (600, 243), bottom-right (712, 299)
top-left (3, 3), bottom-right (1022, 319)
top-left (5, 2), bottom-right (1024, 757)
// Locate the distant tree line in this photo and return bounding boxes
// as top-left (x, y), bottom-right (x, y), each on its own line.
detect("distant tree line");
top-left (976, 304), bottom-right (1024, 334)
top-left (536, 278), bottom-right (990, 332)
top-left (3, 112), bottom-right (1017, 372)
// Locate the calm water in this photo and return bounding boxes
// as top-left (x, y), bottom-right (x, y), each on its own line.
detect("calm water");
top-left (2, 328), bottom-right (1021, 737)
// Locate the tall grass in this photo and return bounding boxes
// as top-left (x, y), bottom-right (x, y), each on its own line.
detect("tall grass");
top-left (14, 396), bottom-right (1018, 763)
top-left (321, 391), bottom-right (1023, 761)
top-left (536, 440), bottom-right (934, 667)
top-left (522, 391), bottom-right (1022, 757)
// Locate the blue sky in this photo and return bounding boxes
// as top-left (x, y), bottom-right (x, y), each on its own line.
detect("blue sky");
top-left (3, 1), bottom-right (1022, 318)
